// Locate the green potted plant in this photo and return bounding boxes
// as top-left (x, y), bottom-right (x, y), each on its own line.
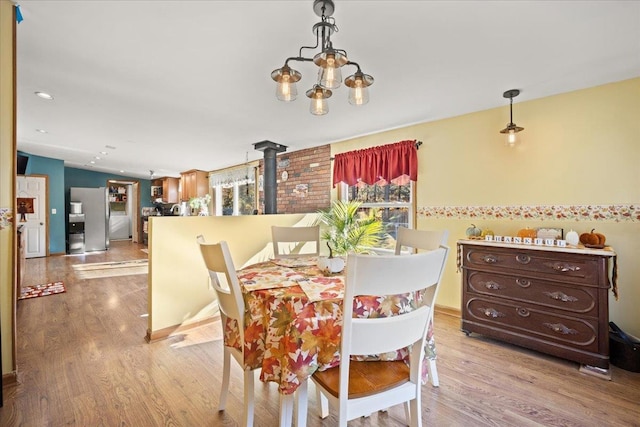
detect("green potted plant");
top-left (315, 200), bottom-right (383, 273)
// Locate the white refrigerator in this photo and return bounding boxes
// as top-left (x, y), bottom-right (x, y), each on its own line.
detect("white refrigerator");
top-left (70, 187), bottom-right (110, 252)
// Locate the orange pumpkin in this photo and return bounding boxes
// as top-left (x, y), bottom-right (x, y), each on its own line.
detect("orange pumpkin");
top-left (516, 227), bottom-right (537, 239)
top-left (579, 229), bottom-right (606, 246)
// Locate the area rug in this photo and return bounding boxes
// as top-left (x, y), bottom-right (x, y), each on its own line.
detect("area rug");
top-left (19, 281), bottom-right (66, 300)
top-left (72, 259), bottom-right (148, 279)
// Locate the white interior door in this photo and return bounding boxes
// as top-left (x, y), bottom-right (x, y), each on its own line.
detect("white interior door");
top-left (16, 175), bottom-right (48, 258)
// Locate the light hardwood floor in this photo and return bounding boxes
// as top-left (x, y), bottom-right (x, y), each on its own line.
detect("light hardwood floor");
top-left (1, 240), bottom-right (639, 426)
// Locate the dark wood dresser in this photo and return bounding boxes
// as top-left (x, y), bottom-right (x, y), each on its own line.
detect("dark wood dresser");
top-left (459, 240), bottom-right (616, 369)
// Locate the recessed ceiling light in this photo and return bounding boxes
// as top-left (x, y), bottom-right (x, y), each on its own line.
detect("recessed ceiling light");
top-left (35, 91), bottom-right (54, 100)
top-left (90, 160), bottom-right (95, 164)
top-left (120, 170), bottom-right (125, 173)
top-left (36, 129), bottom-right (47, 133)
top-left (95, 156), bottom-right (101, 160)
top-left (105, 145), bottom-right (116, 150)
top-left (100, 151), bottom-right (108, 155)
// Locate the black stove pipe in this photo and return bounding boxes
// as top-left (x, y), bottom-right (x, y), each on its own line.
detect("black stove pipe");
top-left (253, 140), bottom-right (287, 214)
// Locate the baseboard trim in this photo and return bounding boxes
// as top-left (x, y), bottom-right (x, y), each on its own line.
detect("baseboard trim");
top-left (435, 304), bottom-right (461, 319)
top-left (3, 370), bottom-right (18, 386)
top-left (145, 316), bottom-right (217, 343)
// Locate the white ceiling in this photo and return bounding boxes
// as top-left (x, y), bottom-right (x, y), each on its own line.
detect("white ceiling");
top-left (16, 0), bottom-right (640, 179)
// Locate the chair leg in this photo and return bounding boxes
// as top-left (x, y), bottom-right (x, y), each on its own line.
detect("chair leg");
top-left (428, 359), bottom-right (439, 387)
top-left (279, 393), bottom-right (294, 427)
top-left (404, 402), bottom-right (411, 425)
top-left (243, 369), bottom-right (255, 427)
top-left (295, 380), bottom-right (308, 427)
top-left (409, 398), bottom-right (421, 427)
top-left (219, 347), bottom-right (231, 411)
top-left (316, 387), bottom-right (329, 419)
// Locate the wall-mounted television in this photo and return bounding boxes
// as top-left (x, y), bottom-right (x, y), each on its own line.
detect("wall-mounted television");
top-left (17, 154), bottom-right (29, 175)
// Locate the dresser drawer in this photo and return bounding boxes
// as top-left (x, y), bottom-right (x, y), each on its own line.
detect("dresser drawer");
top-left (466, 271), bottom-right (598, 316)
top-left (464, 246), bottom-right (600, 285)
top-left (464, 296), bottom-right (599, 353)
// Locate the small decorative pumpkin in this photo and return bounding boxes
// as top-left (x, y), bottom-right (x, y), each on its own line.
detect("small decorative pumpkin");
top-left (516, 227), bottom-right (538, 239)
top-left (579, 229), bottom-right (606, 246)
top-left (466, 224), bottom-right (482, 237)
top-left (565, 230), bottom-right (580, 246)
top-left (480, 228), bottom-right (495, 238)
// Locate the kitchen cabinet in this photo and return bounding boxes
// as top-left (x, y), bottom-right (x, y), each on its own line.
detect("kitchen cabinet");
top-left (180, 169), bottom-right (208, 201)
top-left (459, 239), bottom-right (616, 369)
top-left (152, 177), bottom-right (180, 203)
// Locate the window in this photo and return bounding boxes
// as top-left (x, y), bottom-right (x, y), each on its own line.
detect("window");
top-left (340, 178), bottom-right (414, 251)
top-left (210, 166), bottom-right (257, 216)
top-left (333, 140), bottom-right (419, 251)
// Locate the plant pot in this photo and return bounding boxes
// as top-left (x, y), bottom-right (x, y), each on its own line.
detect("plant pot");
top-left (317, 256), bottom-right (345, 274)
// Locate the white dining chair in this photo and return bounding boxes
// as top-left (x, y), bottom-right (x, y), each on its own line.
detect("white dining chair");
top-left (271, 225), bottom-right (320, 258)
top-left (196, 235), bottom-right (258, 427)
top-left (301, 248), bottom-right (449, 427)
top-left (394, 227), bottom-right (449, 387)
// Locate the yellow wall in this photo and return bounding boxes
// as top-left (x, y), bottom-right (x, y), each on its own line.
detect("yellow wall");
top-left (148, 213), bottom-right (316, 334)
top-left (332, 78), bottom-right (640, 337)
top-left (0, 0), bottom-right (16, 376)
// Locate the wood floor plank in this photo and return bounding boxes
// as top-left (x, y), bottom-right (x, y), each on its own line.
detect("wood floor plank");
top-left (2, 240), bottom-right (639, 426)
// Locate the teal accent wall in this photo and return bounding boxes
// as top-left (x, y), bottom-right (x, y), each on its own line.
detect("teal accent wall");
top-left (18, 152), bottom-right (66, 254)
top-left (18, 151), bottom-right (152, 254)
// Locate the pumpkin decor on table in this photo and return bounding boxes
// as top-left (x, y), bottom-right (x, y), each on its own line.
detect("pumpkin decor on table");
top-left (466, 224), bottom-right (482, 238)
top-left (516, 227), bottom-right (538, 239)
top-left (565, 230), bottom-right (580, 246)
top-left (480, 228), bottom-right (495, 238)
top-left (580, 229), bottom-right (606, 248)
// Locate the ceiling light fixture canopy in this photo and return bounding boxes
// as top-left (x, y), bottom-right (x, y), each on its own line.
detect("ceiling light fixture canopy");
top-left (500, 89), bottom-right (524, 147)
top-left (271, 0), bottom-right (373, 115)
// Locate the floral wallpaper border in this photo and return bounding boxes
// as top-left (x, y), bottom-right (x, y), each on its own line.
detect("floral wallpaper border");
top-left (0, 207), bottom-right (13, 230)
top-left (418, 204), bottom-right (639, 223)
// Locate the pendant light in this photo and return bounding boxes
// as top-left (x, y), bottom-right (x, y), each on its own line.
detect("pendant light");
top-left (271, 0), bottom-right (374, 115)
top-left (499, 89), bottom-right (524, 147)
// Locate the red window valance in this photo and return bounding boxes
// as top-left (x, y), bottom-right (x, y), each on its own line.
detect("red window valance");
top-left (332, 140), bottom-right (418, 187)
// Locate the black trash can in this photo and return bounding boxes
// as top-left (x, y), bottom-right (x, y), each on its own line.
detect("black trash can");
top-left (609, 322), bottom-right (640, 373)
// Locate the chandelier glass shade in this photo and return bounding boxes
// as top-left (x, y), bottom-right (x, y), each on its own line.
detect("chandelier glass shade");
top-left (271, 0), bottom-right (373, 115)
top-left (500, 89), bottom-right (524, 147)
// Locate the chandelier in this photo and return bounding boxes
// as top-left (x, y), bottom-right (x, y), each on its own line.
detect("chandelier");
top-left (270, 0), bottom-right (374, 116)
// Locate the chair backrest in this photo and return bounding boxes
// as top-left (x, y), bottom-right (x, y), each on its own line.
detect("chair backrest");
top-left (394, 227), bottom-right (449, 254)
top-left (393, 227), bottom-right (449, 326)
top-left (196, 235), bottom-right (245, 326)
top-left (342, 250), bottom-right (449, 359)
top-left (271, 225), bottom-right (320, 258)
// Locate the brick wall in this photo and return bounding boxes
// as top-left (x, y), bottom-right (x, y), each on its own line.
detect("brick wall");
top-left (258, 144), bottom-right (332, 214)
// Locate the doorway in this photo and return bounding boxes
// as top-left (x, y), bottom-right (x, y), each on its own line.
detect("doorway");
top-left (16, 175), bottom-right (49, 258)
top-left (106, 179), bottom-right (140, 243)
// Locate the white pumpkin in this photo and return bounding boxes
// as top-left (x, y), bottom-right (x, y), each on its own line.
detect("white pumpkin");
top-left (566, 230), bottom-right (580, 246)
top-left (317, 256), bottom-right (345, 274)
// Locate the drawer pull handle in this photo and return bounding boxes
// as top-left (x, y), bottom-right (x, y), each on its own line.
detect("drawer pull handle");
top-left (483, 255), bottom-right (498, 264)
top-left (516, 307), bottom-right (530, 317)
top-left (479, 307), bottom-right (505, 318)
top-left (551, 263), bottom-right (581, 273)
top-left (516, 254), bottom-right (531, 264)
top-left (543, 322), bottom-right (578, 335)
top-left (484, 281), bottom-right (503, 290)
top-left (515, 278), bottom-right (531, 288)
top-left (544, 291), bottom-right (578, 302)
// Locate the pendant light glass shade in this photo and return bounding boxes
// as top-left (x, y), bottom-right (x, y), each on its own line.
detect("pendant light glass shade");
top-left (345, 71), bottom-right (374, 105)
top-left (313, 49), bottom-right (348, 89)
top-left (271, 66), bottom-right (302, 102)
top-left (306, 85), bottom-right (331, 116)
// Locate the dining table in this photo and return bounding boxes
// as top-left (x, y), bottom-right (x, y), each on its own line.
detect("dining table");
top-left (227, 256), bottom-right (436, 426)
